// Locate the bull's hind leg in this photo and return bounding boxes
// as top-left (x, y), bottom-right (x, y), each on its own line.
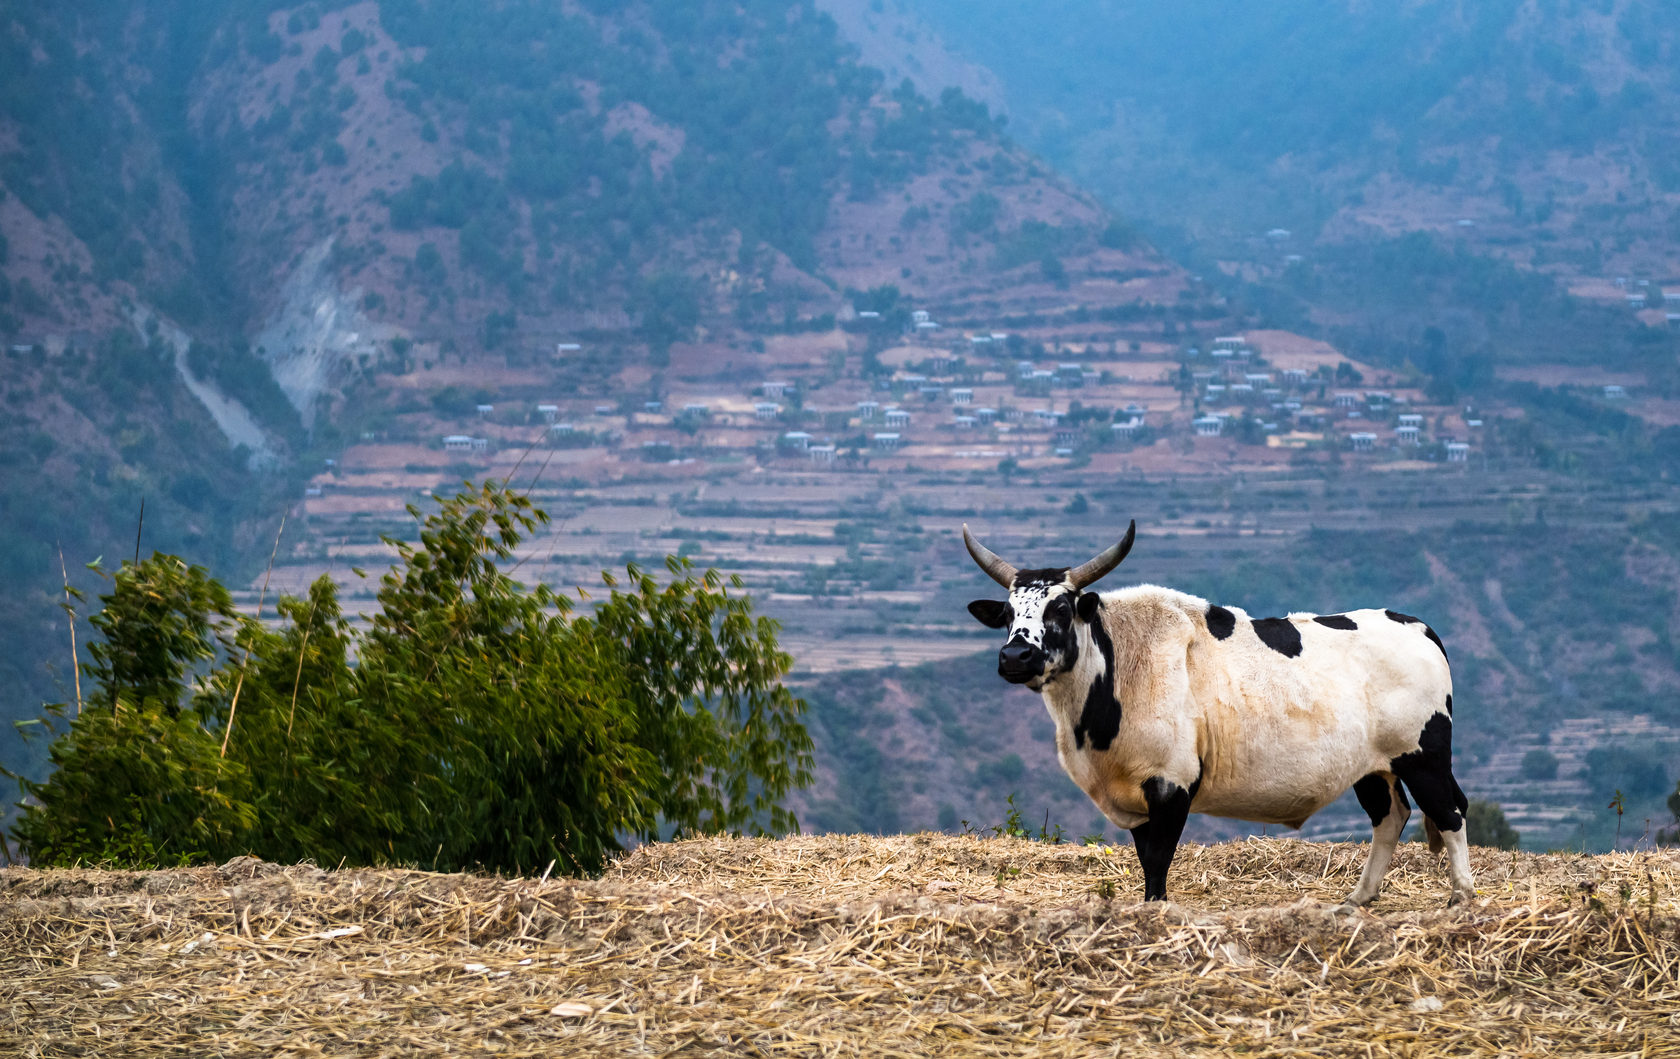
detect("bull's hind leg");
top-left (1344, 773), bottom-right (1409, 906)
top-left (1391, 709), bottom-right (1476, 905)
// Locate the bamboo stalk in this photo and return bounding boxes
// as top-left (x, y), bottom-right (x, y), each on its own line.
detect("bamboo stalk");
top-left (57, 544), bottom-right (83, 716)
top-left (220, 514), bottom-right (285, 759)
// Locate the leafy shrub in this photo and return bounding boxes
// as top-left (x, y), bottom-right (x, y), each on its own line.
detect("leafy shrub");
top-left (10, 483), bottom-right (812, 875)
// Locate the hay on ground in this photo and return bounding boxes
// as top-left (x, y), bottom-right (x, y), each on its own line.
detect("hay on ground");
top-left (3, 835), bottom-right (1678, 1057)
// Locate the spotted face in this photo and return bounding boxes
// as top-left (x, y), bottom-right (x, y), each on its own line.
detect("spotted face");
top-left (967, 570), bottom-right (1083, 688)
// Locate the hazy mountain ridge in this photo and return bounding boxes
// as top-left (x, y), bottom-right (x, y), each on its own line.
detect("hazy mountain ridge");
top-left (901, 0), bottom-right (1680, 280)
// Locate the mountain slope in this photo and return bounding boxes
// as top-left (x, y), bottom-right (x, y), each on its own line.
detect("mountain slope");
top-left (0, 0), bottom-right (1203, 779)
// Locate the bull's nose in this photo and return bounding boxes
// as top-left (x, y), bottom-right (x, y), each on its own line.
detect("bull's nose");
top-left (998, 642), bottom-right (1041, 683)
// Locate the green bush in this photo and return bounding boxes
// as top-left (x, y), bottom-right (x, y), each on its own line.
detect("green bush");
top-left (10, 483), bottom-right (812, 875)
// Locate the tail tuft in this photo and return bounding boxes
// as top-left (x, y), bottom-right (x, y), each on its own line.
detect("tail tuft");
top-left (1424, 818), bottom-right (1444, 855)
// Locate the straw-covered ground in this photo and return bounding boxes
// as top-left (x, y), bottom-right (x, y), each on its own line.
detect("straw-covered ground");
top-left (4, 835), bottom-right (1679, 1057)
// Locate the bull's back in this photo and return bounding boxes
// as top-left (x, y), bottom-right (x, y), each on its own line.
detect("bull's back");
top-left (1186, 605), bottom-right (1451, 825)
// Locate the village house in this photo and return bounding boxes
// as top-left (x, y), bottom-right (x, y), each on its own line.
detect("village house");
top-left (442, 435), bottom-right (489, 452)
top-left (884, 407), bottom-right (911, 428)
top-left (536, 404), bottom-right (558, 423)
top-left (755, 402), bottom-right (781, 420)
top-left (1193, 415), bottom-right (1223, 437)
top-left (782, 431), bottom-right (812, 450)
top-left (873, 432), bottom-right (901, 450)
top-left (1396, 425), bottom-right (1420, 445)
top-left (857, 400), bottom-right (880, 420)
top-left (476, 404), bottom-right (494, 418)
top-left (807, 444), bottom-right (837, 465)
top-left (1446, 441), bottom-right (1470, 462)
top-left (951, 388), bottom-right (973, 405)
top-left (1348, 432), bottom-right (1377, 452)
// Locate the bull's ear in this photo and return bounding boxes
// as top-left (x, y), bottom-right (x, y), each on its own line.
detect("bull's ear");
top-left (967, 599), bottom-right (1012, 628)
top-left (1076, 591), bottom-right (1102, 624)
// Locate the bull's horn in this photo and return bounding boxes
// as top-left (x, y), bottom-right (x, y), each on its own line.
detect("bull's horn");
top-left (962, 524), bottom-right (1017, 588)
top-left (1068, 520), bottom-right (1137, 589)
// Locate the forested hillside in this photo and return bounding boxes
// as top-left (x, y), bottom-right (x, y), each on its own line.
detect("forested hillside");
top-left (0, 0), bottom-right (1158, 755)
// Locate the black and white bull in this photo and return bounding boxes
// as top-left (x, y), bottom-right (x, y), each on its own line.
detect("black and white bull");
top-left (963, 522), bottom-right (1475, 906)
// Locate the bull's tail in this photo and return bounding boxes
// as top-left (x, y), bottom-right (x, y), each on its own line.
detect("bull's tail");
top-left (1424, 817), bottom-right (1444, 855)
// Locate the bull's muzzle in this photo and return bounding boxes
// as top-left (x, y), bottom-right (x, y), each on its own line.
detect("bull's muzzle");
top-left (997, 641), bottom-right (1043, 684)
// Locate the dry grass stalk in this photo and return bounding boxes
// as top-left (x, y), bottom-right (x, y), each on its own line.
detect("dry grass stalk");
top-left (3, 835), bottom-right (1678, 1057)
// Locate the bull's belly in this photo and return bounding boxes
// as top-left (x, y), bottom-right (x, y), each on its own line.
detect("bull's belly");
top-left (1191, 766), bottom-right (1368, 827)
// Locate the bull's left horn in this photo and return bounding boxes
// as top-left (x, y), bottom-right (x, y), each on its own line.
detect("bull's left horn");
top-left (962, 524), bottom-right (1017, 588)
top-left (1068, 520), bottom-right (1137, 589)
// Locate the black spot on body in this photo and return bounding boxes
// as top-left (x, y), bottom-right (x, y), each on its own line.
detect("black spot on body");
top-left (1252, 617), bottom-right (1304, 658)
top-left (1445, 693), bottom-right (1452, 716)
top-left (967, 599), bottom-right (1012, 628)
top-left (1205, 605), bottom-right (1237, 640)
top-left (1422, 625), bottom-right (1448, 661)
top-left (1350, 773), bottom-right (1404, 830)
top-left (1390, 711), bottom-right (1468, 832)
top-left (1072, 614), bottom-right (1119, 751)
top-left (1386, 608), bottom-right (1449, 661)
top-left (1314, 614), bottom-right (1358, 630)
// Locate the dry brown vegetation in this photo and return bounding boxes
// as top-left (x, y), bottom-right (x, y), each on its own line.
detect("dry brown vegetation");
top-left (4, 835), bottom-right (1680, 1056)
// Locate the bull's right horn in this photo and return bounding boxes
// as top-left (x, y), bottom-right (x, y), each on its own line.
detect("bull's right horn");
top-left (962, 524), bottom-right (1017, 588)
top-left (1068, 520), bottom-right (1137, 589)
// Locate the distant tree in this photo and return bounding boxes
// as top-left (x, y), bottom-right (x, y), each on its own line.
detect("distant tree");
top-left (1658, 781), bottom-right (1680, 847)
top-left (1465, 799), bottom-right (1520, 850)
top-left (1521, 748), bottom-right (1560, 781)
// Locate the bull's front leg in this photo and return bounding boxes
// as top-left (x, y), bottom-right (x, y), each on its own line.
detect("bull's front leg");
top-left (1130, 775), bottom-right (1195, 901)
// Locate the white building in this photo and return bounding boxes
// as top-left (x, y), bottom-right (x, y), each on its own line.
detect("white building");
top-left (1193, 416), bottom-right (1223, 437)
top-left (873, 432), bottom-right (901, 450)
top-left (1446, 441), bottom-right (1470, 462)
top-left (762, 381), bottom-right (790, 399)
top-left (950, 388), bottom-right (973, 405)
top-left (1396, 425), bottom-right (1420, 445)
top-left (884, 407), bottom-right (911, 428)
top-left (808, 444), bottom-right (837, 464)
top-left (754, 402), bottom-right (781, 420)
top-left (1349, 432), bottom-right (1377, 452)
top-left (782, 431), bottom-right (812, 450)
top-left (536, 404), bottom-right (558, 423)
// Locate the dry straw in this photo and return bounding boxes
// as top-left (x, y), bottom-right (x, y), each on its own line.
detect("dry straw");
top-left (3, 835), bottom-right (1678, 1056)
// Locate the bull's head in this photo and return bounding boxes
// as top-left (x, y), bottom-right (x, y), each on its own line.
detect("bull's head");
top-left (963, 521), bottom-right (1136, 688)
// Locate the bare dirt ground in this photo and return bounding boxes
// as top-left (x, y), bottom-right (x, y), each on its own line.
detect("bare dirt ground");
top-left (4, 835), bottom-right (1678, 1057)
